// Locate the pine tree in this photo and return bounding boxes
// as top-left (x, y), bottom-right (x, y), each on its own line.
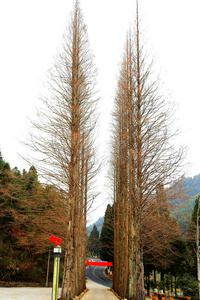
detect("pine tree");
top-left (87, 225), bottom-right (100, 256)
top-left (100, 204), bottom-right (114, 262)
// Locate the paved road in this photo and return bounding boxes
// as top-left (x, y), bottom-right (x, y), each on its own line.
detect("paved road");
top-left (82, 279), bottom-right (118, 300)
top-left (0, 287), bottom-right (61, 300)
top-left (86, 264), bottom-right (113, 288)
top-left (83, 262), bottom-right (118, 300)
top-left (0, 262), bottom-right (114, 300)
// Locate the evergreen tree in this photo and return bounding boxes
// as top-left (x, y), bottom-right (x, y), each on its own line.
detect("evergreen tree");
top-left (87, 225), bottom-right (99, 256)
top-left (188, 193), bottom-right (200, 275)
top-left (100, 204), bottom-right (114, 262)
top-left (167, 239), bottom-right (190, 296)
top-left (188, 193), bottom-right (200, 298)
top-left (191, 193), bottom-right (200, 226)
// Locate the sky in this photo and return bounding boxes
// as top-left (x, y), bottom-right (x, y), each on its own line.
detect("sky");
top-left (0, 0), bottom-right (200, 224)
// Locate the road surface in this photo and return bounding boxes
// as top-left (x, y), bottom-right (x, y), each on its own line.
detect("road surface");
top-left (82, 279), bottom-right (118, 300)
top-left (0, 263), bottom-right (116, 300)
top-left (0, 287), bottom-right (61, 300)
top-left (86, 264), bottom-right (113, 288)
top-left (82, 263), bottom-right (118, 299)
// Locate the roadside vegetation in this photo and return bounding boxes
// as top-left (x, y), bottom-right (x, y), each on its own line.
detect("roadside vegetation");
top-left (87, 198), bottom-right (200, 299)
top-left (0, 152), bottom-right (66, 285)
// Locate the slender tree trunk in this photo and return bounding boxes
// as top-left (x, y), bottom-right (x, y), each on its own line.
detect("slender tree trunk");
top-left (175, 275), bottom-right (177, 297)
top-left (154, 269), bottom-right (157, 291)
top-left (147, 271), bottom-right (150, 296)
top-left (170, 274), bottom-right (173, 294)
top-left (161, 271), bottom-right (165, 293)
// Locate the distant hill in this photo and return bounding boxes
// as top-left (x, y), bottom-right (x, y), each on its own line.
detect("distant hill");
top-left (181, 174), bottom-right (200, 197)
top-left (86, 174), bottom-right (200, 238)
top-left (87, 217), bottom-right (104, 236)
top-left (170, 174), bottom-right (200, 236)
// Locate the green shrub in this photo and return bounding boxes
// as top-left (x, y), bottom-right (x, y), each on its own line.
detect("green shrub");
top-left (27, 266), bottom-right (44, 283)
top-left (177, 276), bottom-right (198, 297)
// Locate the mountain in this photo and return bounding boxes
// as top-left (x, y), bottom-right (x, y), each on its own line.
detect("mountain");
top-left (87, 217), bottom-right (104, 236)
top-left (86, 174), bottom-right (200, 238)
top-left (181, 174), bottom-right (200, 197)
top-left (170, 174), bottom-right (200, 236)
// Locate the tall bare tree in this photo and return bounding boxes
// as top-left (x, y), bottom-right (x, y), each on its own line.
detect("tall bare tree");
top-left (27, 1), bottom-right (99, 299)
top-left (111, 3), bottom-right (184, 299)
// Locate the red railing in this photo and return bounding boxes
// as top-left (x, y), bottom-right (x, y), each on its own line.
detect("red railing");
top-left (86, 261), bottom-right (113, 267)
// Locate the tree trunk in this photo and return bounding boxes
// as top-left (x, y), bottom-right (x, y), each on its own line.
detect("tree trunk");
top-left (154, 269), bottom-right (157, 291)
top-left (170, 274), bottom-right (173, 295)
top-left (147, 271), bottom-right (150, 296)
top-left (175, 275), bottom-right (177, 298)
top-left (161, 271), bottom-right (165, 293)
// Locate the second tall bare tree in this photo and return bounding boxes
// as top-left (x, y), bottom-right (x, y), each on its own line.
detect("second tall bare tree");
top-left (111, 4), bottom-right (184, 300)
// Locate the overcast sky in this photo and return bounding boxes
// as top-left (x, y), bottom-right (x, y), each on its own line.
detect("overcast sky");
top-left (0, 0), bottom-right (200, 223)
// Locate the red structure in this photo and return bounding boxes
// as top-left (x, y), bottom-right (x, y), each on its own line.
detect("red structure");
top-left (86, 261), bottom-right (113, 267)
top-left (49, 235), bottom-right (62, 246)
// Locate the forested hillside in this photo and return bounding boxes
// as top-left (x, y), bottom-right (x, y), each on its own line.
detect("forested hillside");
top-left (170, 174), bottom-right (200, 236)
top-left (0, 152), bottom-right (67, 284)
top-left (183, 174), bottom-right (200, 196)
top-left (87, 217), bottom-right (104, 236)
top-left (87, 175), bottom-right (200, 238)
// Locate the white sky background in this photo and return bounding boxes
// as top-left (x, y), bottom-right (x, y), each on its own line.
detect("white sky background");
top-left (0, 0), bottom-right (200, 224)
